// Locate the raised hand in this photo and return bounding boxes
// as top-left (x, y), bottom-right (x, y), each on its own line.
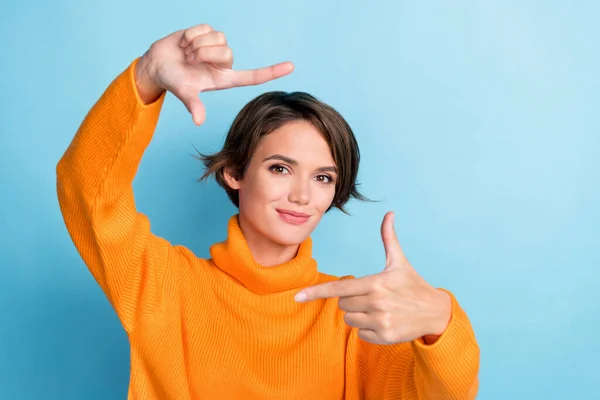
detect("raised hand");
top-left (135, 23), bottom-right (294, 125)
top-left (294, 212), bottom-right (452, 345)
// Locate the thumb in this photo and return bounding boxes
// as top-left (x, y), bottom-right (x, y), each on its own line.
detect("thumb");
top-left (180, 89), bottom-right (206, 126)
top-left (381, 211), bottom-right (405, 268)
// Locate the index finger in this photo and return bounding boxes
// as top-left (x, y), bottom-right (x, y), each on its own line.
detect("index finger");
top-left (294, 276), bottom-right (373, 302)
top-left (231, 62), bottom-right (294, 87)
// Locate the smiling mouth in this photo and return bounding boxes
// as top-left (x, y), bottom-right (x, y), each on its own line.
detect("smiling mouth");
top-left (276, 209), bottom-right (311, 225)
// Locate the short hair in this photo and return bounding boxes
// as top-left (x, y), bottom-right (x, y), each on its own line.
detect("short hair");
top-left (196, 91), bottom-right (368, 214)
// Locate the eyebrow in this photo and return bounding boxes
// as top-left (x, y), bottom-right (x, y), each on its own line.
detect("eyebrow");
top-left (263, 154), bottom-right (338, 174)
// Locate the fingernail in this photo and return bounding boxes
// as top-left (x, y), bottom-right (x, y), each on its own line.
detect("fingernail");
top-left (294, 292), bottom-right (307, 302)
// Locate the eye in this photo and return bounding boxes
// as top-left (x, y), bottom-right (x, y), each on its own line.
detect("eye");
top-left (269, 164), bottom-right (290, 175)
top-left (315, 174), bottom-right (333, 184)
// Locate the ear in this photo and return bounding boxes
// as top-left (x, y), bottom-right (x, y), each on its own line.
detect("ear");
top-left (223, 167), bottom-right (242, 190)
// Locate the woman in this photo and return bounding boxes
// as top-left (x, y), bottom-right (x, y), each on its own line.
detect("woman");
top-left (56, 24), bottom-right (479, 399)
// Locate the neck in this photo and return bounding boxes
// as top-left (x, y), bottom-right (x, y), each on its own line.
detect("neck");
top-left (209, 214), bottom-right (319, 294)
top-left (238, 212), bottom-right (299, 267)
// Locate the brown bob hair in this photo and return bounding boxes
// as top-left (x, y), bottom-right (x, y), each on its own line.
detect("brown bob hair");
top-left (197, 91), bottom-right (368, 214)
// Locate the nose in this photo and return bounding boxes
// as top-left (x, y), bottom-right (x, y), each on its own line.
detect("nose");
top-left (288, 176), bottom-right (310, 205)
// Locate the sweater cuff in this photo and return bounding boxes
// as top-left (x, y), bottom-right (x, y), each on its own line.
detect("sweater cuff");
top-left (411, 289), bottom-right (480, 384)
top-left (124, 57), bottom-right (167, 109)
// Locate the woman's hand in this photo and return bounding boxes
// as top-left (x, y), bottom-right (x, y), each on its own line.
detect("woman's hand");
top-left (294, 212), bottom-right (453, 345)
top-left (135, 23), bottom-right (294, 125)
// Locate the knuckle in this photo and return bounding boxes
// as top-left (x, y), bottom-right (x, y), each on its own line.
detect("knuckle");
top-left (381, 329), bottom-right (396, 344)
top-left (326, 281), bottom-right (338, 295)
top-left (343, 313), bottom-right (352, 325)
top-left (376, 312), bottom-right (393, 330)
top-left (371, 297), bottom-right (387, 312)
top-left (189, 36), bottom-right (200, 48)
top-left (214, 31), bottom-right (227, 44)
top-left (371, 275), bottom-right (386, 291)
top-left (371, 289), bottom-right (386, 304)
top-left (183, 24), bottom-right (213, 45)
top-left (192, 47), bottom-right (206, 62)
top-left (358, 329), bottom-right (369, 341)
top-left (182, 30), bottom-right (193, 43)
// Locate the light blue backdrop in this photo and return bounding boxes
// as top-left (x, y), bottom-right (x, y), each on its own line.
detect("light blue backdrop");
top-left (1, 1), bottom-right (598, 399)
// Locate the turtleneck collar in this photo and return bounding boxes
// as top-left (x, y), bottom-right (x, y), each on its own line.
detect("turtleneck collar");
top-left (209, 215), bottom-right (319, 294)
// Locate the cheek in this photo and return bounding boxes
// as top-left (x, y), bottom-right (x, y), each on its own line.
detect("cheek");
top-left (241, 172), bottom-right (289, 204)
top-left (262, 181), bottom-right (289, 201)
top-left (313, 185), bottom-right (336, 212)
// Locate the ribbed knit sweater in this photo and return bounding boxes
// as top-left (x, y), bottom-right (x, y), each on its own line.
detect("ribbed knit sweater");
top-left (56, 58), bottom-right (480, 399)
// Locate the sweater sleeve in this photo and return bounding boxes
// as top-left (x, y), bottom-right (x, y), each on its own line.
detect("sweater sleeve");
top-left (357, 289), bottom-right (480, 399)
top-left (56, 58), bottom-right (171, 333)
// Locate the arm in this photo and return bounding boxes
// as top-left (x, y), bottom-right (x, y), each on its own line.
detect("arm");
top-left (358, 290), bottom-right (480, 399)
top-left (56, 58), bottom-right (171, 333)
top-left (297, 214), bottom-right (480, 398)
top-left (57, 25), bottom-right (294, 333)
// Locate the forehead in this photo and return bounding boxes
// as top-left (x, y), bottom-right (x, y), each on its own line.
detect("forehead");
top-left (254, 121), bottom-right (335, 165)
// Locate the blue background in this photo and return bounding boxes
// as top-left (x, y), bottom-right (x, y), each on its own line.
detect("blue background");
top-left (1, 1), bottom-right (598, 398)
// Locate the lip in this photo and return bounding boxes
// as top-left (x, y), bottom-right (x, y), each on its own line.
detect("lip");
top-left (276, 209), bottom-right (311, 225)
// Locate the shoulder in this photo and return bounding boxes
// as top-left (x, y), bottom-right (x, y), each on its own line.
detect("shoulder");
top-left (168, 244), bottom-right (213, 272)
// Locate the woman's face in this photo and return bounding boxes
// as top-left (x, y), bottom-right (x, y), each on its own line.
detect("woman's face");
top-left (225, 120), bottom-right (337, 248)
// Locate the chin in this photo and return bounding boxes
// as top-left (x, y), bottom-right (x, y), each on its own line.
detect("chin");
top-left (267, 221), bottom-right (315, 247)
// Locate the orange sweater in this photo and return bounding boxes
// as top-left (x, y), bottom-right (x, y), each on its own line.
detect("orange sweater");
top-left (56, 58), bottom-right (480, 399)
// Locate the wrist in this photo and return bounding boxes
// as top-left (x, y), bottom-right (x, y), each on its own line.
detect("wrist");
top-left (135, 50), bottom-right (165, 104)
top-left (428, 289), bottom-right (452, 337)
